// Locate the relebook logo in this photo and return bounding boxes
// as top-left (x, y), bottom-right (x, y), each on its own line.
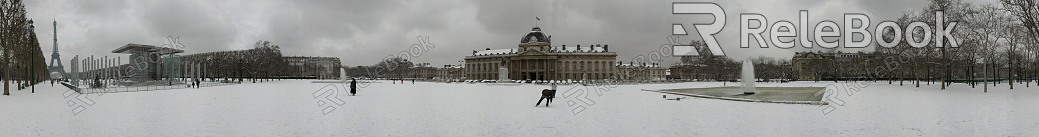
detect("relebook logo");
top-left (671, 2), bottom-right (959, 56)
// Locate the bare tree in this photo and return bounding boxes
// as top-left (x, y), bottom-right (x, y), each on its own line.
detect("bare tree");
top-left (1002, 0), bottom-right (1039, 87)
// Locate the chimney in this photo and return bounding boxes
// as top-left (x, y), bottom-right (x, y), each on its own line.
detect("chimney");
top-left (604, 44), bottom-right (609, 52)
top-left (562, 45), bottom-right (566, 50)
top-left (577, 44), bottom-right (582, 51)
top-left (473, 50), bottom-right (477, 55)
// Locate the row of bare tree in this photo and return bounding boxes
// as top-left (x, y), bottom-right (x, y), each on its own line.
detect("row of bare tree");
top-left (873, 0), bottom-right (1039, 92)
top-left (673, 40), bottom-right (795, 82)
top-left (343, 57), bottom-right (414, 79)
top-left (673, 0), bottom-right (1039, 93)
top-left (1, 0), bottom-right (47, 95)
top-left (176, 41), bottom-right (291, 83)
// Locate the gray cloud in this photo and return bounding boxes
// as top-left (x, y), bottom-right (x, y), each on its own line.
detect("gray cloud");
top-left (27, 0), bottom-right (996, 71)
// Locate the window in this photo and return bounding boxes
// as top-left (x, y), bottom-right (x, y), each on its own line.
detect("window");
top-left (580, 62), bottom-right (585, 71)
top-left (594, 62), bottom-right (600, 71)
top-left (563, 62), bottom-right (568, 71)
top-left (538, 61), bottom-right (543, 69)
top-left (556, 61), bottom-right (561, 70)
top-left (572, 62), bottom-right (577, 71)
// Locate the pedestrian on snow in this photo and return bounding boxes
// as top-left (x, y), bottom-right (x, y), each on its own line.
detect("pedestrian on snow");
top-left (350, 78), bottom-right (357, 96)
top-left (536, 83), bottom-right (558, 107)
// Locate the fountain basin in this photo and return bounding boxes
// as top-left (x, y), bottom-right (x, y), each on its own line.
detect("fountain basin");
top-left (647, 87), bottom-right (827, 105)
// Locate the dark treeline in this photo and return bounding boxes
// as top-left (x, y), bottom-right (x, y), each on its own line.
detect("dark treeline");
top-left (673, 0), bottom-right (1039, 92)
top-left (176, 40), bottom-right (290, 83)
top-left (1, 0), bottom-right (48, 95)
top-left (343, 57), bottom-right (413, 79)
top-left (670, 40), bottom-right (794, 82)
top-left (869, 0), bottom-right (1039, 91)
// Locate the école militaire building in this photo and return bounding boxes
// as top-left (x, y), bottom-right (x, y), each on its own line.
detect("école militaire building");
top-left (464, 27), bottom-right (618, 81)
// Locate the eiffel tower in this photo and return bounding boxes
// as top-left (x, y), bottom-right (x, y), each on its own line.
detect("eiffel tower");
top-left (48, 19), bottom-right (67, 79)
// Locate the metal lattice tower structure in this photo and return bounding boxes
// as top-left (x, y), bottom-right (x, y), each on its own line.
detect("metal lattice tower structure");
top-left (48, 19), bottom-right (67, 79)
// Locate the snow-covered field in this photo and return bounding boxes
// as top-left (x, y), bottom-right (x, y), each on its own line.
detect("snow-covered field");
top-left (1, 80), bottom-right (1037, 136)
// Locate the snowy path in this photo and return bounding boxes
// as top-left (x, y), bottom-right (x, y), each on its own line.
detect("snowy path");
top-left (1, 80), bottom-right (1036, 136)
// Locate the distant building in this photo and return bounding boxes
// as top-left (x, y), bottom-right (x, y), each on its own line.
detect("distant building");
top-left (792, 51), bottom-right (873, 81)
top-left (464, 27), bottom-right (617, 81)
top-left (668, 63), bottom-right (707, 80)
top-left (284, 56), bottom-right (341, 79)
top-left (436, 65), bottom-right (465, 80)
top-left (615, 62), bottom-right (666, 81)
top-left (404, 63), bottom-right (437, 79)
top-left (110, 43), bottom-right (184, 81)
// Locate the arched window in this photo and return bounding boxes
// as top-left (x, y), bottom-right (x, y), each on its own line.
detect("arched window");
top-left (538, 61), bottom-right (543, 69)
top-left (594, 62), bottom-right (600, 71)
top-left (567, 61), bottom-right (571, 71)
top-left (573, 61), bottom-right (581, 70)
top-left (580, 61), bottom-right (585, 71)
top-left (557, 61), bottom-right (562, 70)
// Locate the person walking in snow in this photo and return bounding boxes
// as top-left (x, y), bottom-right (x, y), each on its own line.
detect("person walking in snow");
top-left (536, 88), bottom-right (556, 107)
top-left (350, 78), bottom-right (357, 96)
top-left (536, 83), bottom-right (558, 107)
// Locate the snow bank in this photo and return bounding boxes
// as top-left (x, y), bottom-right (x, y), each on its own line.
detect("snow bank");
top-left (0, 80), bottom-right (1036, 136)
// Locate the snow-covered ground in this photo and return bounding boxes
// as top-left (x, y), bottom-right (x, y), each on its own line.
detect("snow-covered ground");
top-left (1, 80), bottom-right (1037, 136)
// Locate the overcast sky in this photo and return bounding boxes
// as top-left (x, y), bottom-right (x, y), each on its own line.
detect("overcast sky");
top-left (27, 0), bottom-right (999, 70)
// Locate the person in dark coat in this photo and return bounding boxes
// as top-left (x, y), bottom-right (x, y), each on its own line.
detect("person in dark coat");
top-left (350, 78), bottom-right (357, 96)
top-left (536, 89), bottom-right (556, 107)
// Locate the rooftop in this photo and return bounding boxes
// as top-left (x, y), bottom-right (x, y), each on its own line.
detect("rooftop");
top-left (112, 43), bottom-right (184, 54)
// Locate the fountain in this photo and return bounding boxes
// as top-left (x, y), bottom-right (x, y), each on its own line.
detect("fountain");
top-left (644, 59), bottom-right (828, 105)
top-left (741, 59), bottom-right (755, 95)
top-left (310, 68), bottom-right (350, 83)
top-left (341, 68), bottom-right (347, 81)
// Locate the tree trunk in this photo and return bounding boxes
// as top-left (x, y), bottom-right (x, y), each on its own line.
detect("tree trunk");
top-left (941, 47), bottom-right (946, 90)
top-left (3, 50), bottom-right (8, 95)
top-left (916, 71), bottom-right (920, 88)
top-left (900, 70), bottom-right (905, 86)
top-left (1010, 47), bottom-right (1014, 90)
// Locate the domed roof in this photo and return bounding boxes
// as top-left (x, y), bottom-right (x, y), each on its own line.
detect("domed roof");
top-left (520, 27), bottom-right (550, 43)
